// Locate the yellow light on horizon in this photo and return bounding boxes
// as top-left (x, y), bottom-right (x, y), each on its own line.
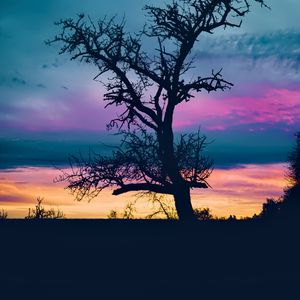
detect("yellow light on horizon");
top-left (0, 164), bottom-right (286, 219)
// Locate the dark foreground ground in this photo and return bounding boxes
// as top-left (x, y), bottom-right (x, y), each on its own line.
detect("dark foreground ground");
top-left (0, 219), bottom-right (299, 300)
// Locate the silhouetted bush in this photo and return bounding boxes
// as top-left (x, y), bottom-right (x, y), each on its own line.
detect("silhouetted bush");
top-left (107, 210), bottom-right (118, 219)
top-left (25, 197), bottom-right (65, 219)
top-left (0, 209), bottom-right (8, 219)
top-left (122, 202), bottom-right (136, 219)
top-left (107, 201), bottom-right (136, 219)
top-left (194, 208), bottom-right (213, 221)
top-left (227, 215), bottom-right (237, 221)
top-left (260, 198), bottom-right (282, 219)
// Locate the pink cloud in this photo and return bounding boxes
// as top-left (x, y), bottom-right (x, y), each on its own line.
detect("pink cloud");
top-left (3, 83), bottom-right (300, 133)
top-left (174, 86), bottom-right (300, 131)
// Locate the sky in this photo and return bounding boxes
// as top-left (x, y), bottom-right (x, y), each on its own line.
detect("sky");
top-left (0, 0), bottom-right (300, 218)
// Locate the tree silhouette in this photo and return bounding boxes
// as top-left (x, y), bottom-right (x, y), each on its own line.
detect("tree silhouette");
top-left (49, 0), bottom-right (268, 221)
top-left (259, 132), bottom-right (300, 220)
top-left (282, 132), bottom-right (300, 218)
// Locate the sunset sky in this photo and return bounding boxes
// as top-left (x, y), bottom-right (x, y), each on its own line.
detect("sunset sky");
top-left (1, 0), bottom-right (299, 218)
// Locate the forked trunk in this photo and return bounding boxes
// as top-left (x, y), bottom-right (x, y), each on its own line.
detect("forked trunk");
top-left (173, 185), bottom-right (195, 221)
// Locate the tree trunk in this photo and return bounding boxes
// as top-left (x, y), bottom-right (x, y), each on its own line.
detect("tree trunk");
top-left (173, 184), bottom-right (195, 221)
top-left (158, 103), bottom-right (196, 221)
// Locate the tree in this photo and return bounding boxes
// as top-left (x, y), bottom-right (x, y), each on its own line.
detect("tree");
top-left (259, 132), bottom-right (300, 220)
top-left (49, 0), bottom-right (268, 221)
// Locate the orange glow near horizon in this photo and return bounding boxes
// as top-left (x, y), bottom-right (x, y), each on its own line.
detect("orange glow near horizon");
top-left (0, 163), bottom-right (286, 219)
top-left (191, 163), bottom-right (286, 218)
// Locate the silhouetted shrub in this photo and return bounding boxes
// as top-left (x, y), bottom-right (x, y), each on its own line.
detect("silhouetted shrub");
top-left (0, 209), bottom-right (8, 219)
top-left (194, 208), bottom-right (213, 221)
top-left (122, 202), bottom-right (136, 219)
top-left (107, 210), bottom-right (118, 219)
top-left (228, 215), bottom-right (237, 221)
top-left (25, 197), bottom-right (65, 219)
top-left (107, 201), bottom-right (136, 219)
top-left (260, 198), bottom-right (282, 219)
